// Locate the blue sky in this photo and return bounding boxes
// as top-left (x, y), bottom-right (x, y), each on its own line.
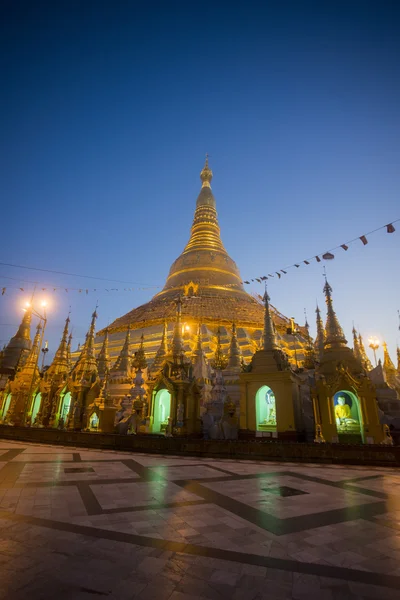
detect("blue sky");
top-left (0, 0), bottom-right (399, 365)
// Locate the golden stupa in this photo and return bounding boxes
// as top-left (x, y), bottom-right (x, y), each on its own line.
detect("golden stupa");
top-left (95, 159), bottom-right (306, 364)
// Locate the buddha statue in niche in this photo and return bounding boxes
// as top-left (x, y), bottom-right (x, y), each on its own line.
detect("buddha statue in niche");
top-left (335, 395), bottom-right (358, 429)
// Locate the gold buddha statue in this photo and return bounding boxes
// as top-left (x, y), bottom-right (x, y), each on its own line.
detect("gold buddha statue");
top-left (335, 396), bottom-right (358, 430)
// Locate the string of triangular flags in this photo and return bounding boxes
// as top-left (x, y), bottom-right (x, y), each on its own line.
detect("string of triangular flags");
top-left (1, 218), bottom-right (398, 296)
top-left (224, 219), bottom-right (399, 287)
top-left (0, 276), bottom-right (161, 296)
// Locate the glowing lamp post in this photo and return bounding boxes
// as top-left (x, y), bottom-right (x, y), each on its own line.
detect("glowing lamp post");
top-left (368, 337), bottom-right (380, 367)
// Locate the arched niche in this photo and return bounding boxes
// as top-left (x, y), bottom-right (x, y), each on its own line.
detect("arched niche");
top-left (1, 393), bottom-right (12, 419)
top-left (255, 385), bottom-right (277, 431)
top-left (153, 388), bottom-right (171, 433)
top-left (333, 390), bottom-right (363, 443)
top-left (60, 390), bottom-right (72, 421)
top-left (89, 412), bottom-right (99, 431)
top-left (30, 392), bottom-right (42, 423)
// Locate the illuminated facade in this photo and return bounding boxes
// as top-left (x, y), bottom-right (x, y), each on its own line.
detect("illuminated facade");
top-left (0, 160), bottom-right (399, 443)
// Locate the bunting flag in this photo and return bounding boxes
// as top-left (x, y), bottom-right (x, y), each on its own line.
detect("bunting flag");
top-left (0, 218), bottom-right (398, 296)
top-left (232, 217), bottom-right (399, 287)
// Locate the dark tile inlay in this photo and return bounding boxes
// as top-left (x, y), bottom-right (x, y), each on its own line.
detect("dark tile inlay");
top-left (76, 483), bottom-right (103, 515)
top-left (1, 509), bottom-right (400, 590)
top-left (64, 467), bottom-right (95, 474)
top-left (261, 485), bottom-right (308, 497)
top-left (0, 448), bottom-right (26, 461)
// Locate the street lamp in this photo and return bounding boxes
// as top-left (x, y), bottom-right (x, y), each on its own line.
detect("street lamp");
top-left (368, 337), bottom-right (380, 367)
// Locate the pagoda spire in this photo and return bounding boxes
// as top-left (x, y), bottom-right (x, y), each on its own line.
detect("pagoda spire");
top-left (212, 327), bottom-right (228, 371)
top-left (172, 298), bottom-right (184, 361)
top-left (228, 323), bottom-right (241, 369)
top-left (200, 153), bottom-right (213, 189)
top-left (47, 315), bottom-right (70, 375)
top-left (323, 278), bottom-right (347, 349)
top-left (15, 307), bottom-right (32, 343)
top-left (67, 333), bottom-right (72, 370)
top-left (22, 322), bottom-right (42, 373)
top-left (397, 346), bottom-right (400, 375)
top-left (397, 346), bottom-right (400, 376)
top-left (112, 327), bottom-right (131, 373)
top-left (314, 304), bottom-right (326, 360)
top-left (193, 323), bottom-right (205, 360)
top-left (97, 328), bottom-right (111, 378)
top-left (133, 333), bottom-right (147, 371)
top-left (73, 309), bottom-right (98, 372)
top-left (357, 332), bottom-right (373, 371)
top-left (263, 288), bottom-right (278, 351)
top-left (303, 315), bottom-right (316, 369)
top-left (383, 342), bottom-right (397, 383)
top-left (153, 322), bottom-right (168, 370)
top-left (0, 306), bottom-right (32, 373)
top-left (352, 326), bottom-right (363, 363)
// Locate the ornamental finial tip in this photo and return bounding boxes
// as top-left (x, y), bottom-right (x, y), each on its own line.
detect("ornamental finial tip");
top-left (200, 154), bottom-right (213, 188)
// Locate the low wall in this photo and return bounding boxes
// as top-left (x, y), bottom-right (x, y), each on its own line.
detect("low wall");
top-left (1, 425), bottom-right (400, 467)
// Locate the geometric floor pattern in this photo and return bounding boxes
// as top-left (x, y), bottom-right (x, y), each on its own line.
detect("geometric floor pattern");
top-left (1, 440), bottom-right (400, 599)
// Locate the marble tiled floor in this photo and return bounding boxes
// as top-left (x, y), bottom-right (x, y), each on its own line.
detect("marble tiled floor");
top-left (1, 440), bottom-right (400, 599)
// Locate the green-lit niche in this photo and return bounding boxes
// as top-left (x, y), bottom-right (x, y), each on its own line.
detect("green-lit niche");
top-left (255, 385), bottom-right (277, 431)
top-left (153, 389), bottom-right (171, 433)
top-left (59, 391), bottom-right (72, 422)
top-left (333, 390), bottom-right (362, 438)
top-left (89, 413), bottom-right (99, 431)
top-left (1, 393), bottom-right (11, 419)
top-left (30, 392), bottom-right (42, 423)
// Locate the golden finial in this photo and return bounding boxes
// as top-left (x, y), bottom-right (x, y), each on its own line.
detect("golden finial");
top-left (200, 154), bottom-right (213, 189)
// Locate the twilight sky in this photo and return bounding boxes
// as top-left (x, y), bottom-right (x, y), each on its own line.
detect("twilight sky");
top-left (0, 0), bottom-right (399, 365)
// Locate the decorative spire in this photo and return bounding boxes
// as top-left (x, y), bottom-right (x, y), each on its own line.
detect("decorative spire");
top-left (97, 328), bottom-right (111, 378)
top-left (16, 307), bottom-right (32, 342)
top-left (323, 278), bottom-right (347, 348)
top-left (263, 289), bottom-right (278, 351)
top-left (0, 306), bottom-right (32, 373)
top-left (85, 309), bottom-right (97, 359)
top-left (133, 333), bottom-right (147, 371)
top-left (228, 323), bottom-right (241, 369)
top-left (314, 304), bottom-right (326, 361)
top-left (112, 327), bottom-right (131, 373)
top-left (193, 322), bottom-right (205, 360)
top-left (73, 309), bottom-right (98, 373)
top-left (303, 316), bottom-right (316, 369)
top-left (383, 342), bottom-right (397, 384)
top-left (358, 333), bottom-right (373, 371)
top-left (397, 346), bottom-right (400, 375)
top-left (46, 315), bottom-right (70, 375)
top-left (172, 298), bottom-right (184, 361)
top-left (153, 322), bottom-right (168, 370)
top-left (211, 327), bottom-right (228, 371)
top-left (22, 322), bottom-right (42, 373)
top-left (352, 326), bottom-right (363, 363)
top-left (200, 154), bottom-right (213, 189)
top-left (67, 333), bottom-right (72, 369)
